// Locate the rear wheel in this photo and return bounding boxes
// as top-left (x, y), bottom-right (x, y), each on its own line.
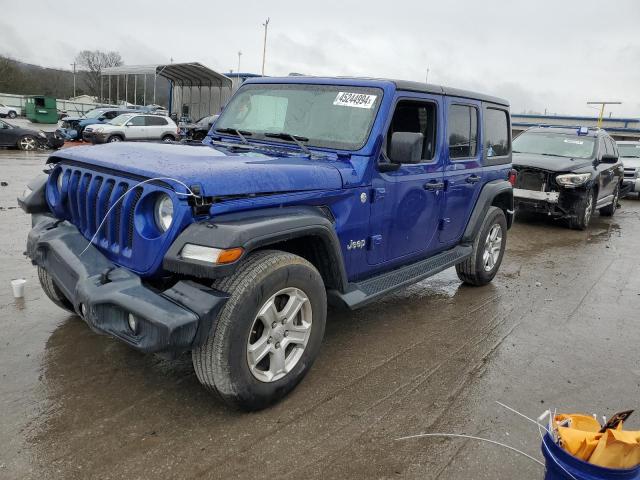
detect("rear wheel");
top-left (192, 250), bottom-right (327, 410)
top-left (161, 135), bottom-right (174, 142)
top-left (599, 184), bottom-right (619, 216)
top-left (18, 135), bottom-right (37, 150)
top-left (569, 188), bottom-right (595, 230)
top-left (8, 110), bottom-right (17, 119)
top-left (456, 207), bottom-right (507, 286)
top-left (38, 267), bottom-right (75, 313)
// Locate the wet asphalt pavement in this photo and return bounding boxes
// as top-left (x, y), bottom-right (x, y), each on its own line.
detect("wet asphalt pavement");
top-left (1, 148), bottom-right (639, 480)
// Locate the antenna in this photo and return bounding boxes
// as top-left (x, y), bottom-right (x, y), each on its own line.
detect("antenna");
top-left (261, 18), bottom-right (270, 76)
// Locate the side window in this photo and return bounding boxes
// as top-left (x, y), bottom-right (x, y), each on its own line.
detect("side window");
top-left (104, 111), bottom-right (119, 120)
top-left (127, 116), bottom-right (145, 127)
top-left (448, 104), bottom-right (478, 159)
top-left (484, 108), bottom-right (510, 157)
top-left (386, 100), bottom-right (437, 161)
top-left (145, 116), bottom-right (167, 126)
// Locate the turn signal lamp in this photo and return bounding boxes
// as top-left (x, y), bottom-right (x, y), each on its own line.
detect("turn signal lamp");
top-left (180, 244), bottom-right (244, 264)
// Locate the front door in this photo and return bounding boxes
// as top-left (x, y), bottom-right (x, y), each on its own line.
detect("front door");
top-left (0, 120), bottom-right (12, 146)
top-left (368, 94), bottom-right (444, 266)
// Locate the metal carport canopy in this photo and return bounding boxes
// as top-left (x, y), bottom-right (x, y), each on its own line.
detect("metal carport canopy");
top-left (102, 63), bottom-right (231, 88)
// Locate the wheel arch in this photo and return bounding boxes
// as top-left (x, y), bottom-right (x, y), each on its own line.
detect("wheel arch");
top-left (163, 206), bottom-right (348, 291)
top-left (462, 180), bottom-right (514, 243)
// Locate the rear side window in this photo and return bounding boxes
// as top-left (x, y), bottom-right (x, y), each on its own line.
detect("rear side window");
top-left (484, 108), bottom-right (510, 157)
top-left (145, 116), bottom-right (168, 126)
top-left (448, 104), bottom-right (478, 159)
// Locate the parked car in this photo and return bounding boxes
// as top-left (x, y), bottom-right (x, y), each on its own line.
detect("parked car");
top-left (19, 77), bottom-right (514, 410)
top-left (83, 113), bottom-right (179, 143)
top-left (512, 126), bottom-right (623, 229)
top-left (59, 107), bottom-right (139, 140)
top-left (0, 103), bottom-right (21, 119)
top-left (180, 114), bottom-right (219, 141)
top-left (0, 118), bottom-right (60, 150)
top-left (616, 141), bottom-right (640, 197)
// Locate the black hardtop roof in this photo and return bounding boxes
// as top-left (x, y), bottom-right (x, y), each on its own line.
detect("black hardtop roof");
top-left (392, 80), bottom-right (509, 107)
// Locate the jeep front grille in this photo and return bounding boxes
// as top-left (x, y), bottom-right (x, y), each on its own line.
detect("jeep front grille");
top-left (61, 167), bottom-right (143, 256)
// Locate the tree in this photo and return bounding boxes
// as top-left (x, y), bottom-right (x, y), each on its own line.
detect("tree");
top-left (75, 50), bottom-right (123, 98)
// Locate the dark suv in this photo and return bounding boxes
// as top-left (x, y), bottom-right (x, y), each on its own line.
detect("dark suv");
top-left (512, 126), bottom-right (623, 229)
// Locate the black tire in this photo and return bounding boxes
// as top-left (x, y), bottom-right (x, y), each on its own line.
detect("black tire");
top-left (569, 188), bottom-right (595, 230)
top-left (107, 135), bottom-right (123, 143)
top-left (599, 184), bottom-right (619, 217)
top-left (456, 207), bottom-right (507, 286)
top-left (192, 250), bottom-right (327, 410)
top-left (17, 135), bottom-right (37, 151)
top-left (161, 135), bottom-right (174, 143)
top-left (38, 266), bottom-right (75, 313)
top-left (8, 110), bottom-right (17, 119)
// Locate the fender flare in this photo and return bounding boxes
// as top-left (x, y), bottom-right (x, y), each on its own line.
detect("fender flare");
top-left (163, 206), bottom-right (348, 289)
top-left (462, 180), bottom-right (514, 243)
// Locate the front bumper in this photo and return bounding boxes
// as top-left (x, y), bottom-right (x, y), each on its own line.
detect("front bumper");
top-left (623, 178), bottom-right (640, 194)
top-left (27, 215), bottom-right (228, 356)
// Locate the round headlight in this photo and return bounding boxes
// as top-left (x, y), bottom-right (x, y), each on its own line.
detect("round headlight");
top-left (154, 194), bottom-right (174, 232)
top-left (56, 171), bottom-right (64, 192)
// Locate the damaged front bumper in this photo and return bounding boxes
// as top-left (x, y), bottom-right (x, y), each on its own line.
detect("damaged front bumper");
top-left (27, 214), bottom-right (228, 356)
top-left (514, 187), bottom-right (587, 219)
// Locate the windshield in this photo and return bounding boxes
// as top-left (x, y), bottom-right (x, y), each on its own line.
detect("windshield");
top-left (215, 83), bottom-right (382, 150)
top-left (513, 132), bottom-right (596, 159)
top-left (618, 144), bottom-right (640, 158)
top-left (109, 114), bottom-right (134, 126)
top-left (84, 109), bottom-right (106, 119)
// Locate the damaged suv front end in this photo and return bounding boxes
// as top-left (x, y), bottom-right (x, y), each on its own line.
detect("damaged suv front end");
top-left (512, 126), bottom-right (623, 229)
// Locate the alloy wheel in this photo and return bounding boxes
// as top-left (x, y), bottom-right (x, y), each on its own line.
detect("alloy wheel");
top-left (19, 136), bottom-right (36, 150)
top-left (584, 193), bottom-right (593, 225)
top-left (246, 287), bottom-right (312, 383)
top-left (482, 224), bottom-right (503, 272)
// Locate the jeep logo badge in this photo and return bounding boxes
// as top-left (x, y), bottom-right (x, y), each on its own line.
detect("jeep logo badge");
top-left (347, 239), bottom-right (366, 250)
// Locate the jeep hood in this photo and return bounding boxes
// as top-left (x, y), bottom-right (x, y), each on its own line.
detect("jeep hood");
top-left (513, 153), bottom-right (592, 172)
top-left (49, 142), bottom-right (344, 196)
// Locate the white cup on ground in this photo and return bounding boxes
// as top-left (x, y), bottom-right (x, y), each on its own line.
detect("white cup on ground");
top-left (11, 279), bottom-right (26, 298)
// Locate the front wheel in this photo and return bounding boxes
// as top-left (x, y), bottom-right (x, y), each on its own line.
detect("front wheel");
top-left (107, 135), bottom-right (122, 143)
top-left (161, 135), bottom-right (174, 143)
top-left (38, 266), bottom-right (75, 313)
top-left (569, 188), bottom-right (595, 230)
top-left (456, 207), bottom-right (507, 286)
top-left (192, 250), bottom-right (327, 410)
top-left (18, 135), bottom-right (37, 151)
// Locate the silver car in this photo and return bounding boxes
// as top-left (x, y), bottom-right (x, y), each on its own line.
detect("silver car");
top-left (84, 113), bottom-right (179, 144)
top-left (617, 141), bottom-right (640, 196)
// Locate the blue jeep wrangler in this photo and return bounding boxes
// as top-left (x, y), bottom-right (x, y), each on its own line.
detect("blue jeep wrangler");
top-left (19, 77), bottom-right (514, 410)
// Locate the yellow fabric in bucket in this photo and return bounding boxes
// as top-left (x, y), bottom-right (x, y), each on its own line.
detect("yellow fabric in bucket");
top-left (555, 414), bottom-right (601, 432)
top-left (588, 428), bottom-right (640, 469)
top-left (557, 427), bottom-right (601, 461)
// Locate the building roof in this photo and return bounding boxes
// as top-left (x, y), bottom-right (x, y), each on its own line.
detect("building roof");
top-left (102, 63), bottom-right (232, 87)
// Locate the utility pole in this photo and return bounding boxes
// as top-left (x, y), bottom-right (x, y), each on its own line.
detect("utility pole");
top-left (237, 51), bottom-right (242, 80)
top-left (261, 18), bottom-right (270, 76)
top-left (425, 68), bottom-right (430, 84)
top-left (587, 101), bottom-right (622, 127)
top-left (70, 62), bottom-right (77, 98)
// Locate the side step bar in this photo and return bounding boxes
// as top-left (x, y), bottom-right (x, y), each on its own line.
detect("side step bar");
top-left (328, 245), bottom-right (472, 310)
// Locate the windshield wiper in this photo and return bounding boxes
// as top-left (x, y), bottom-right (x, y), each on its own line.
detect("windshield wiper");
top-left (215, 127), bottom-right (252, 144)
top-left (264, 132), bottom-right (311, 154)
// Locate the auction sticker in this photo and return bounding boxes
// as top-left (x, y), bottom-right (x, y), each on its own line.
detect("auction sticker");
top-left (564, 139), bottom-right (584, 144)
top-left (333, 92), bottom-right (377, 109)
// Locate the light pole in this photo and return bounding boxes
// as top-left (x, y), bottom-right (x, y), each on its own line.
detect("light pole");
top-left (237, 51), bottom-right (242, 80)
top-left (70, 62), bottom-right (77, 97)
top-left (425, 68), bottom-right (430, 84)
top-left (587, 101), bottom-right (622, 127)
top-left (261, 18), bottom-right (270, 76)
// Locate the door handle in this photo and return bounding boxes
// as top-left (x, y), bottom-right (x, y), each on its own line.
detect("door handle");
top-left (466, 174), bottom-right (481, 184)
top-left (424, 181), bottom-right (445, 191)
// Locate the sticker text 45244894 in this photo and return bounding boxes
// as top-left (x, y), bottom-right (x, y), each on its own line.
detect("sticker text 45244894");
top-left (333, 92), bottom-right (377, 109)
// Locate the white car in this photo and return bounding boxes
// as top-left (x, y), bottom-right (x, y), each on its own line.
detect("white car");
top-left (617, 140), bottom-right (640, 196)
top-left (0, 103), bottom-right (21, 119)
top-left (83, 113), bottom-right (179, 144)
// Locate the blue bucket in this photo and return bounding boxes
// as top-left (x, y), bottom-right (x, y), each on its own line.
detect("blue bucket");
top-left (541, 433), bottom-right (640, 480)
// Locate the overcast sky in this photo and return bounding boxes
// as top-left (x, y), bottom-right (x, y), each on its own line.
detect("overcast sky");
top-left (2, 0), bottom-right (639, 116)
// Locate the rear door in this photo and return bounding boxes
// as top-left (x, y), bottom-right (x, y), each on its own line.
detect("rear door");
top-left (145, 116), bottom-right (169, 139)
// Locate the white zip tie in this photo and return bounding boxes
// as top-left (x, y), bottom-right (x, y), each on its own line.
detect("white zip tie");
top-left (77, 177), bottom-right (200, 256)
top-left (395, 433), bottom-right (545, 468)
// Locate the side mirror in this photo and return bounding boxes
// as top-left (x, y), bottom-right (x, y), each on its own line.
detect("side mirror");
top-left (389, 132), bottom-right (424, 164)
top-left (600, 153), bottom-right (618, 164)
